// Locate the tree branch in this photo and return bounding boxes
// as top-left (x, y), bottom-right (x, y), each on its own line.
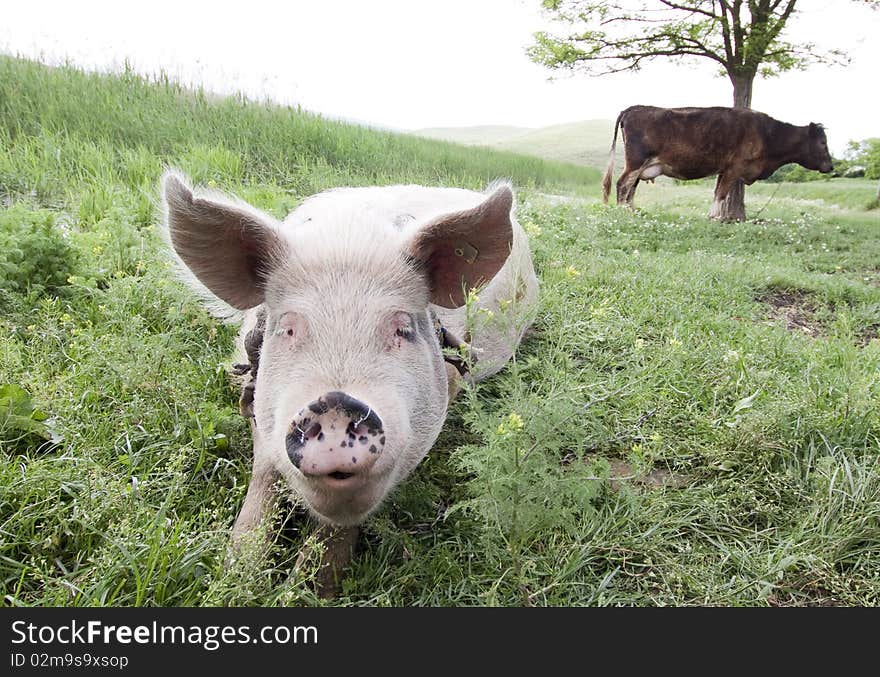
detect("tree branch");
top-left (731, 0), bottom-right (745, 66)
top-left (529, 0), bottom-right (853, 89)
top-left (658, 0), bottom-right (720, 19)
top-left (715, 0), bottom-right (736, 63)
top-left (767, 0), bottom-right (798, 43)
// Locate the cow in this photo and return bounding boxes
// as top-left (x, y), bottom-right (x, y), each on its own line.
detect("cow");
top-left (161, 171), bottom-right (538, 594)
top-left (601, 105), bottom-right (834, 219)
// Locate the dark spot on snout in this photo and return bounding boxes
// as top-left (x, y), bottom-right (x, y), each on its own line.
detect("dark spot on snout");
top-left (286, 422), bottom-right (308, 468)
top-left (380, 436), bottom-right (386, 445)
top-left (291, 392), bottom-right (385, 472)
top-left (287, 444), bottom-right (304, 469)
top-left (320, 391), bottom-right (383, 431)
top-left (308, 399), bottom-right (330, 415)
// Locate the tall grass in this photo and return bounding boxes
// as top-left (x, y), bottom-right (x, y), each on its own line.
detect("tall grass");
top-left (0, 55), bottom-right (598, 204)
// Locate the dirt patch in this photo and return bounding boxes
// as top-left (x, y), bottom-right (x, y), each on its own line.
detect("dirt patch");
top-left (857, 323), bottom-right (880, 347)
top-left (756, 288), bottom-right (823, 338)
top-left (767, 576), bottom-right (841, 607)
top-left (581, 453), bottom-right (689, 490)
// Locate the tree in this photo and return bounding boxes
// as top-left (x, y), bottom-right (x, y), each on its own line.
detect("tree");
top-left (529, 0), bottom-right (876, 220)
top-left (848, 138), bottom-right (880, 180)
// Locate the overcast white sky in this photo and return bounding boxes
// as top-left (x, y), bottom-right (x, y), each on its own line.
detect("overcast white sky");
top-left (1, 0), bottom-right (877, 154)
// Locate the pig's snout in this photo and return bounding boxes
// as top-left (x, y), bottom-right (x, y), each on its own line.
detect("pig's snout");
top-left (286, 391), bottom-right (385, 481)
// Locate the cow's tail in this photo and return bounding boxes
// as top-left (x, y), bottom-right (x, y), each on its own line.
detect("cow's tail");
top-left (602, 111), bottom-right (624, 204)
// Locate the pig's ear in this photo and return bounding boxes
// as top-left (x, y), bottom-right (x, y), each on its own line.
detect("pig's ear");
top-left (409, 184), bottom-right (514, 308)
top-left (161, 170), bottom-right (287, 310)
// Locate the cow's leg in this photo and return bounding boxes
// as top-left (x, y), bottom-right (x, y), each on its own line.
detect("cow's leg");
top-left (617, 170), bottom-right (640, 208)
top-left (624, 175), bottom-right (640, 207)
top-left (616, 174), bottom-right (626, 205)
top-left (615, 161), bottom-right (633, 205)
top-left (709, 175), bottom-right (725, 219)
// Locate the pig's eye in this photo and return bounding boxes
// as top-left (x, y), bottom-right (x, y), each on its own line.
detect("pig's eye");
top-left (388, 311), bottom-right (417, 347)
top-left (276, 312), bottom-right (304, 340)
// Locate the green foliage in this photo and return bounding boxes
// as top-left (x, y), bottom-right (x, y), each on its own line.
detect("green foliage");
top-left (0, 205), bottom-right (77, 300)
top-left (767, 163), bottom-right (831, 183)
top-left (845, 138), bottom-right (880, 180)
top-left (529, 1), bottom-right (854, 89)
top-left (0, 384), bottom-right (61, 452)
top-left (450, 392), bottom-right (601, 590)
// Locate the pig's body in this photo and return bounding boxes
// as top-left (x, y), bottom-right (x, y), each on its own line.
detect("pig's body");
top-left (161, 174), bottom-right (537, 586)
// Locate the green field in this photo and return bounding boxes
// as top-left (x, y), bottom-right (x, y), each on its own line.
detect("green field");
top-left (2, 56), bottom-right (879, 606)
top-left (414, 119), bottom-right (620, 168)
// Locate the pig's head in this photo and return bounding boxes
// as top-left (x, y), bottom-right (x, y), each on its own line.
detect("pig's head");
top-left (161, 172), bottom-right (514, 526)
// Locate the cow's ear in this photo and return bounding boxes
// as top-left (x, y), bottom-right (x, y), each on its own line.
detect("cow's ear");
top-left (161, 171), bottom-right (287, 310)
top-left (408, 184), bottom-right (514, 308)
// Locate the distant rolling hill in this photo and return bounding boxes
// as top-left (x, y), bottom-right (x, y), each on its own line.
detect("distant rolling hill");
top-left (412, 125), bottom-right (532, 146)
top-left (412, 119), bottom-right (621, 170)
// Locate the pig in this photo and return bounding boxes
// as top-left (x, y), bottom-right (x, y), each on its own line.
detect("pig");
top-left (161, 171), bottom-right (538, 589)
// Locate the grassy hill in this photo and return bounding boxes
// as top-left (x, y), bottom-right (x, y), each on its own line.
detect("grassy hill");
top-left (1, 55), bottom-right (879, 608)
top-left (0, 56), bottom-right (599, 207)
top-left (414, 125), bottom-right (532, 145)
top-left (414, 119), bottom-right (620, 169)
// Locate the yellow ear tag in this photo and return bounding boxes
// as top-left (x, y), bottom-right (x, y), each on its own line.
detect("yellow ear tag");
top-left (453, 241), bottom-right (479, 264)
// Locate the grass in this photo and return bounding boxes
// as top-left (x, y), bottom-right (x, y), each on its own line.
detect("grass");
top-left (414, 119), bottom-right (618, 169)
top-left (2, 55), bottom-right (879, 606)
top-left (0, 55), bottom-right (598, 204)
top-left (624, 176), bottom-right (880, 215)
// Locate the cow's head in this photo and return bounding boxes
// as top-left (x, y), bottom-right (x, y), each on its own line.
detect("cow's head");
top-left (805, 123), bottom-right (834, 174)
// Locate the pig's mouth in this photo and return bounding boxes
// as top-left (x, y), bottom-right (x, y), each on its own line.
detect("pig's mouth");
top-left (308, 468), bottom-right (374, 493)
top-left (298, 471), bottom-right (390, 527)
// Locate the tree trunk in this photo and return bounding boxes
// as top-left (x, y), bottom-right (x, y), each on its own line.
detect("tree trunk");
top-left (731, 73), bottom-right (753, 109)
top-left (713, 73), bottom-right (754, 221)
top-left (713, 180), bottom-right (747, 221)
